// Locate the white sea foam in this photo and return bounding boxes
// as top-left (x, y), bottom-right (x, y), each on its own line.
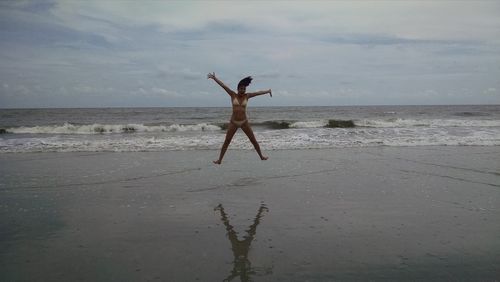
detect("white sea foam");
top-left (5, 122), bottom-right (221, 134)
top-left (289, 120), bottom-right (328, 128)
top-left (2, 127), bottom-right (499, 153)
top-left (356, 118), bottom-right (500, 128)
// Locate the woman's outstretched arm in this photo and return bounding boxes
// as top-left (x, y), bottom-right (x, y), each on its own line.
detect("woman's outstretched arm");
top-left (207, 72), bottom-right (235, 96)
top-left (247, 89), bottom-right (272, 99)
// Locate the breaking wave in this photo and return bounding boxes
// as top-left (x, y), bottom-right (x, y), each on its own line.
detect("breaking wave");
top-left (1, 118), bottom-right (498, 135)
top-left (2, 122), bottom-right (222, 134)
top-left (356, 118), bottom-right (500, 128)
top-left (253, 120), bottom-right (355, 129)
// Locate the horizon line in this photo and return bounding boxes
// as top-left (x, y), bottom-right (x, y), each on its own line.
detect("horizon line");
top-left (1, 103), bottom-right (499, 110)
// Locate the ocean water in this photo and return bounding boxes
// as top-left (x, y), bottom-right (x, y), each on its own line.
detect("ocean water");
top-left (0, 105), bottom-right (499, 153)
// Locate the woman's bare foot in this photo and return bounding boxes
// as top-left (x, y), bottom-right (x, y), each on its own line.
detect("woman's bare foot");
top-left (261, 156), bottom-right (268, 161)
top-left (213, 160), bottom-right (222, 165)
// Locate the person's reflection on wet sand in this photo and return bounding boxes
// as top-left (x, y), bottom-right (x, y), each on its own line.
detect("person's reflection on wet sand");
top-left (214, 203), bottom-right (270, 282)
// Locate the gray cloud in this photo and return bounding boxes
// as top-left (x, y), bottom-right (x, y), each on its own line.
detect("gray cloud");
top-left (156, 68), bottom-right (202, 81)
top-left (0, 1), bottom-right (499, 108)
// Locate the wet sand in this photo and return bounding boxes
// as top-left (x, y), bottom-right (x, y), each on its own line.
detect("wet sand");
top-left (1, 146), bottom-right (499, 281)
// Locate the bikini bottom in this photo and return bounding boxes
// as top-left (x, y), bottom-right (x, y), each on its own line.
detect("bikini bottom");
top-left (231, 119), bottom-right (248, 127)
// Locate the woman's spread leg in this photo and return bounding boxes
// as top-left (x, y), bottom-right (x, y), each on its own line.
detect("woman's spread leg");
top-left (241, 122), bottom-right (268, 160)
top-left (214, 122), bottom-right (238, 164)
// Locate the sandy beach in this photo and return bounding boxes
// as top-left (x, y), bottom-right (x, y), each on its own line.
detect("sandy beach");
top-left (1, 146), bottom-right (499, 281)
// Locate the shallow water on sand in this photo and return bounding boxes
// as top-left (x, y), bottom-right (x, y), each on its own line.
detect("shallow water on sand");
top-left (1, 147), bottom-right (499, 280)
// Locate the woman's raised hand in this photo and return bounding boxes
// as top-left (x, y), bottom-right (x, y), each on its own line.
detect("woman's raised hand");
top-left (207, 72), bottom-right (216, 80)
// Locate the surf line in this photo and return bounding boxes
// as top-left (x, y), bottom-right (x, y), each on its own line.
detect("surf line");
top-left (1, 167), bottom-right (202, 192)
top-left (187, 168), bottom-right (337, 192)
top-left (399, 169), bottom-right (500, 189)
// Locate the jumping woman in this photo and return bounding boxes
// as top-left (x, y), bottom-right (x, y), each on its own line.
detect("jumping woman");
top-left (207, 72), bottom-right (272, 164)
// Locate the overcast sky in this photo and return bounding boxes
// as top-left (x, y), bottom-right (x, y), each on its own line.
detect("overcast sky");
top-left (1, 1), bottom-right (499, 108)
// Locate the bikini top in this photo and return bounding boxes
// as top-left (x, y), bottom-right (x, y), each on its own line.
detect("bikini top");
top-left (232, 95), bottom-right (247, 106)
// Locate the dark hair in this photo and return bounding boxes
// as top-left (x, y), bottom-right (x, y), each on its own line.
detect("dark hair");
top-left (237, 76), bottom-right (253, 89)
